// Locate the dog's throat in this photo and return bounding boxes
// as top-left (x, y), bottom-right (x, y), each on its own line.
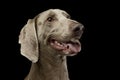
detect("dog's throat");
top-left (50, 39), bottom-right (81, 54)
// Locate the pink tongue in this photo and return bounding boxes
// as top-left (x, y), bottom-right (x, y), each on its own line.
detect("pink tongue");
top-left (67, 43), bottom-right (81, 53)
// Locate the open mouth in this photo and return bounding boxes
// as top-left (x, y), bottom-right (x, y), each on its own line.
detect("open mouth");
top-left (49, 39), bottom-right (81, 55)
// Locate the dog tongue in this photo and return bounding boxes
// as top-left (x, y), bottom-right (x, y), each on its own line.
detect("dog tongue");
top-left (67, 43), bottom-right (81, 53)
top-left (63, 43), bottom-right (81, 54)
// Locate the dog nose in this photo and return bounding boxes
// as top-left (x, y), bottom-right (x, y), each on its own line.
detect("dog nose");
top-left (73, 24), bottom-right (84, 32)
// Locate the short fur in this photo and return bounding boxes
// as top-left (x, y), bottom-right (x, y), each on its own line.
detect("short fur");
top-left (19, 9), bottom-right (84, 80)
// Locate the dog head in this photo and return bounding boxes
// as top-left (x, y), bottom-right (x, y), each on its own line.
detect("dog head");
top-left (19, 9), bottom-right (84, 63)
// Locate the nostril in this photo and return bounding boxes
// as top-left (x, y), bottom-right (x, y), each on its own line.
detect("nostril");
top-left (73, 26), bottom-right (80, 32)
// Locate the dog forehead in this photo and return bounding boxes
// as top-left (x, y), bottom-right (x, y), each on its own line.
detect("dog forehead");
top-left (43, 9), bottom-right (68, 16)
top-left (37, 9), bottom-right (64, 17)
top-left (52, 9), bottom-right (67, 13)
top-left (52, 9), bottom-right (69, 16)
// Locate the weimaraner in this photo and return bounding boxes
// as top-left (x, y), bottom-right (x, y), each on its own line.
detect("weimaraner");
top-left (19, 9), bottom-right (84, 80)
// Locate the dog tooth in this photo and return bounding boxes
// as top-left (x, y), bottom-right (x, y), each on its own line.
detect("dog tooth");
top-left (55, 41), bottom-right (58, 44)
top-left (61, 44), bottom-right (63, 47)
top-left (57, 43), bottom-right (61, 46)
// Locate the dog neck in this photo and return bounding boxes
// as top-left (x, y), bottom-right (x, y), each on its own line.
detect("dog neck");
top-left (25, 46), bottom-right (70, 80)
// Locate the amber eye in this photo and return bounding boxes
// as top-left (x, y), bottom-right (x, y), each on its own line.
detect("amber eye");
top-left (47, 17), bottom-right (53, 22)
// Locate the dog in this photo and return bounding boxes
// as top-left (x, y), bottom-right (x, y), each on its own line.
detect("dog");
top-left (19, 9), bottom-right (84, 80)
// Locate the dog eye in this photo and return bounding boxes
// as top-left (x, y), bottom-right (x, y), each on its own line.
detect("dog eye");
top-left (47, 17), bottom-right (53, 22)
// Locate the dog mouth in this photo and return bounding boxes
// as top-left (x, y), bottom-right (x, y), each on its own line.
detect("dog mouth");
top-left (49, 38), bottom-right (81, 55)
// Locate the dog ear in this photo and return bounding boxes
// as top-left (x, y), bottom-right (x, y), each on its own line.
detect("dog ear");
top-left (19, 19), bottom-right (39, 63)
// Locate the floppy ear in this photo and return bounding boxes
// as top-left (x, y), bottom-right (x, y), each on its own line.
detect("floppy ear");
top-left (18, 19), bottom-right (39, 63)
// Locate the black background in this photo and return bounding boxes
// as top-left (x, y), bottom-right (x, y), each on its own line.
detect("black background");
top-left (1, 0), bottom-right (118, 80)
